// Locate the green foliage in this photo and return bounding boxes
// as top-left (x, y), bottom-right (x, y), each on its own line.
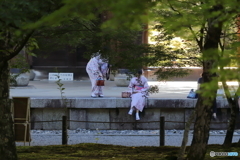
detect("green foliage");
top-left (9, 53), bottom-right (29, 73)
top-left (33, 17), bottom-right (151, 72)
top-left (3, 0), bottom-right (240, 82)
top-left (0, 0), bottom-right (60, 33)
top-left (25, 38), bottom-right (38, 57)
top-left (55, 68), bottom-right (68, 109)
top-left (25, 0), bottom-right (199, 81)
top-left (150, 0), bottom-right (240, 83)
top-left (148, 85), bottom-right (160, 94)
top-left (1, 0), bottom-right (240, 159)
top-left (34, 18), bottom-right (95, 49)
top-left (28, 0), bottom-right (155, 30)
top-left (146, 31), bottom-right (199, 80)
top-left (154, 67), bottom-right (191, 81)
top-left (9, 74), bottom-right (18, 86)
top-left (0, 0), bottom-right (62, 63)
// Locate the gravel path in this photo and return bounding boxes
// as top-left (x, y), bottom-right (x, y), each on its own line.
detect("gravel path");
top-left (16, 129), bottom-right (240, 147)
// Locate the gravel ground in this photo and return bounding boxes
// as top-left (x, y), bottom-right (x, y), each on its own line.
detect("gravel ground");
top-left (16, 129), bottom-right (240, 147)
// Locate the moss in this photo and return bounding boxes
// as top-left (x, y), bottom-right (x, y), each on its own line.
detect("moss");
top-left (17, 143), bottom-right (239, 160)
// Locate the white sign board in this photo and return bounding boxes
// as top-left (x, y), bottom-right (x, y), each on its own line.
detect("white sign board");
top-left (48, 73), bottom-right (74, 81)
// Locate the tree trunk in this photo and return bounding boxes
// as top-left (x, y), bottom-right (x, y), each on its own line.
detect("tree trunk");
top-left (187, 93), bottom-right (216, 160)
top-left (178, 109), bottom-right (196, 160)
top-left (187, 5), bottom-right (223, 160)
top-left (223, 100), bottom-right (238, 147)
top-left (0, 60), bottom-right (18, 160)
top-left (223, 83), bottom-right (239, 147)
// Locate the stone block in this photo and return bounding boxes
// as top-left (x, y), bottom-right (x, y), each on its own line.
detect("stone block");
top-left (210, 108), bottom-right (229, 130)
top-left (109, 108), bottom-right (136, 130)
top-left (116, 98), bottom-right (131, 108)
top-left (31, 98), bottom-right (64, 108)
top-left (42, 108), bottom-right (67, 130)
top-left (185, 108), bottom-right (231, 130)
top-left (86, 109), bottom-right (110, 129)
top-left (184, 109), bottom-right (195, 130)
top-left (148, 99), bottom-right (177, 108)
top-left (177, 99), bottom-right (196, 108)
top-left (31, 108), bottom-right (43, 130)
top-left (160, 108), bottom-right (185, 129)
top-left (133, 108), bottom-right (161, 130)
top-left (27, 97), bottom-right (234, 130)
top-left (69, 109), bottom-right (87, 129)
top-left (217, 99), bottom-right (229, 108)
top-left (109, 108), bottom-right (161, 130)
top-left (73, 98), bottom-right (116, 108)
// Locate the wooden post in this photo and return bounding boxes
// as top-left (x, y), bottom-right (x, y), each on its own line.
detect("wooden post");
top-left (160, 116), bottom-right (165, 146)
top-left (12, 97), bottom-right (31, 146)
top-left (62, 116), bottom-right (68, 145)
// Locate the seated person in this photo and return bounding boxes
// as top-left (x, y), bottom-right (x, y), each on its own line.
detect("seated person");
top-left (128, 69), bottom-right (149, 120)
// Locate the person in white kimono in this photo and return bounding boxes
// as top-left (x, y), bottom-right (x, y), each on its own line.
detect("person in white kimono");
top-left (86, 52), bottom-right (108, 98)
top-left (100, 62), bottom-right (110, 80)
top-left (128, 69), bottom-right (149, 120)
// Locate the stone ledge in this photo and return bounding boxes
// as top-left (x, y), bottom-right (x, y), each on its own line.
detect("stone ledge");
top-left (28, 97), bottom-right (239, 130)
top-left (30, 98), bottom-right (229, 109)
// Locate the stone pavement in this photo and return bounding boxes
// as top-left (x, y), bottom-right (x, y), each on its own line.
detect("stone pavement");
top-left (10, 80), bottom-right (199, 98)
top-left (10, 79), bottom-right (239, 98)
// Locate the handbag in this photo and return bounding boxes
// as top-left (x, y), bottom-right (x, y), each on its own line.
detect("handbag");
top-left (187, 89), bottom-right (197, 99)
top-left (96, 77), bottom-right (105, 86)
top-left (122, 91), bottom-right (131, 98)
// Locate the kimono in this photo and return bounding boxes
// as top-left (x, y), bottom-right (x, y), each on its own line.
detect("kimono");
top-left (86, 55), bottom-right (107, 96)
top-left (100, 62), bottom-right (110, 80)
top-left (128, 75), bottom-right (149, 112)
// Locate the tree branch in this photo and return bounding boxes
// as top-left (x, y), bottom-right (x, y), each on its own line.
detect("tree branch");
top-left (188, 26), bottom-right (200, 46)
top-left (4, 30), bottom-right (35, 62)
top-left (167, 0), bottom-right (182, 16)
top-left (219, 30), bottom-right (226, 53)
top-left (70, 19), bottom-right (95, 33)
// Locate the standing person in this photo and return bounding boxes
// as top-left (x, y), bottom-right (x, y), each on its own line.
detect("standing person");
top-left (197, 73), bottom-right (217, 119)
top-left (128, 69), bottom-right (149, 120)
top-left (86, 52), bottom-right (108, 98)
top-left (100, 62), bottom-right (110, 81)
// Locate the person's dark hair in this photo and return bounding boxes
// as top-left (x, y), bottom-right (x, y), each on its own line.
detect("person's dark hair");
top-left (137, 69), bottom-right (143, 79)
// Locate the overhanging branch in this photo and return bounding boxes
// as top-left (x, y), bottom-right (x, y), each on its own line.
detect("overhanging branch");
top-left (4, 30), bottom-right (35, 62)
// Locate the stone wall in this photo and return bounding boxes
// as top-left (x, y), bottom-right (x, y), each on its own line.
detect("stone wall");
top-left (29, 98), bottom-right (240, 130)
top-left (146, 67), bottom-right (203, 81)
